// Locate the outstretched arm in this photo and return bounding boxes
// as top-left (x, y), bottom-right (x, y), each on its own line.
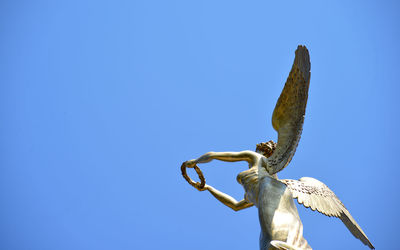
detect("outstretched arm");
top-left (190, 150), bottom-right (259, 166)
top-left (204, 184), bottom-right (253, 211)
top-left (183, 150), bottom-right (258, 211)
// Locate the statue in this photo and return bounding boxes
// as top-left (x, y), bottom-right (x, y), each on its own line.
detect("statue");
top-left (181, 46), bottom-right (374, 250)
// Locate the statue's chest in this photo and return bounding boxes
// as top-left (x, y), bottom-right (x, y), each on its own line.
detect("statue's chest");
top-left (236, 167), bottom-right (267, 205)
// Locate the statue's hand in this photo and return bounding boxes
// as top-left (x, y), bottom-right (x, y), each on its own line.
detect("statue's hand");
top-left (183, 159), bottom-right (197, 168)
top-left (194, 184), bottom-right (209, 192)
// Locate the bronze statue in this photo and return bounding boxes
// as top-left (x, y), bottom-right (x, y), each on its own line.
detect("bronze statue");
top-left (181, 46), bottom-right (374, 250)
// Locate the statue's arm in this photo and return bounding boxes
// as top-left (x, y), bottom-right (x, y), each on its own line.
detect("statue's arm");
top-left (193, 150), bottom-right (258, 165)
top-left (183, 151), bottom-right (257, 211)
top-left (205, 184), bottom-right (253, 211)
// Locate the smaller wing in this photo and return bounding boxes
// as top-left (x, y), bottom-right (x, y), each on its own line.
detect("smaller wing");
top-left (281, 177), bottom-right (374, 249)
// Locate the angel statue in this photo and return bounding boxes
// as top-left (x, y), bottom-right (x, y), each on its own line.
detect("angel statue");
top-left (181, 46), bottom-right (374, 250)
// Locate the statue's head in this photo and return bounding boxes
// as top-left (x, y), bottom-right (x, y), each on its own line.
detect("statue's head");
top-left (256, 140), bottom-right (276, 158)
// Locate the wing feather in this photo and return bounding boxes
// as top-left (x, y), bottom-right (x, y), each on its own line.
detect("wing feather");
top-left (266, 46), bottom-right (311, 174)
top-left (281, 178), bottom-right (374, 249)
top-left (309, 194), bottom-right (317, 211)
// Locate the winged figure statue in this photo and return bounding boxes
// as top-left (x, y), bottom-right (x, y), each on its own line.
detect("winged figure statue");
top-left (181, 45), bottom-right (374, 250)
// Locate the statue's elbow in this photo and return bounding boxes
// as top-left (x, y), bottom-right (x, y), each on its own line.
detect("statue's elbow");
top-left (231, 206), bottom-right (242, 212)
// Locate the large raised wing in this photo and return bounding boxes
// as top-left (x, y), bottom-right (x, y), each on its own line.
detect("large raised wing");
top-left (281, 177), bottom-right (374, 249)
top-left (265, 45), bottom-right (311, 174)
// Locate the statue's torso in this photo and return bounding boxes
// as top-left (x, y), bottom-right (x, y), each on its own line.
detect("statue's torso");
top-left (237, 166), bottom-right (311, 250)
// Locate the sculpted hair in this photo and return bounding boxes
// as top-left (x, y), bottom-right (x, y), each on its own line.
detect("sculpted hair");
top-left (256, 140), bottom-right (277, 158)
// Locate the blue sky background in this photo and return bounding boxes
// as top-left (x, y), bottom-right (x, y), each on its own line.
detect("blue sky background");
top-left (1, 1), bottom-right (399, 249)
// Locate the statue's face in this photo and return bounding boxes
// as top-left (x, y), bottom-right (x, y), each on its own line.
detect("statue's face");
top-left (255, 149), bottom-right (268, 158)
top-left (255, 149), bottom-right (263, 155)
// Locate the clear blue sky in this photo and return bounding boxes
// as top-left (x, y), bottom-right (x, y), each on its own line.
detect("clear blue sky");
top-left (1, 1), bottom-right (399, 249)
